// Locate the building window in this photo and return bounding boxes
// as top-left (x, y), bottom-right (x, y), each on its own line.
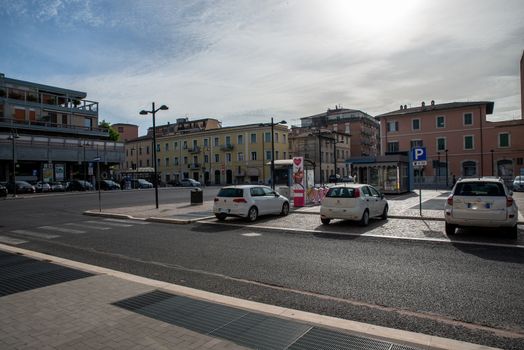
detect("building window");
top-left (499, 133), bottom-right (510, 148)
top-left (214, 154), bottom-right (219, 162)
top-left (264, 132), bottom-right (271, 143)
top-left (411, 119), bottom-right (420, 131)
top-left (284, 152), bottom-right (287, 159)
top-left (462, 161), bottom-right (477, 177)
top-left (436, 116), bottom-right (445, 128)
top-left (251, 152), bottom-right (257, 161)
top-left (156, 144), bottom-right (160, 152)
top-left (204, 154), bottom-right (209, 163)
top-left (193, 140), bottom-right (198, 148)
top-left (174, 157), bottom-right (179, 165)
top-left (225, 136), bottom-right (231, 146)
top-left (464, 113), bottom-right (473, 126)
top-left (283, 134), bottom-right (287, 143)
top-left (250, 133), bottom-right (257, 144)
top-left (203, 138), bottom-right (209, 147)
top-left (146, 159), bottom-right (150, 167)
top-left (214, 137), bottom-right (219, 147)
top-left (464, 135), bottom-right (474, 150)
top-left (139, 147), bottom-right (142, 155)
top-left (226, 153), bottom-right (232, 162)
top-left (183, 141), bottom-right (187, 149)
top-left (183, 156), bottom-right (188, 164)
top-left (275, 133), bottom-right (279, 143)
top-left (387, 121), bottom-right (399, 132)
top-left (174, 142), bottom-right (178, 150)
top-left (165, 158), bottom-right (169, 166)
top-left (146, 146), bottom-right (150, 154)
top-left (237, 134), bottom-right (243, 145)
top-left (266, 150), bottom-right (272, 160)
top-left (410, 140), bottom-right (423, 149)
top-left (436, 137), bottom-right (446, 151)
top-left (165, 143), bottom-right (169, 151)
top-left (275, 151), bottom-right (279, 159)
top-left (238, 152), bottom-right (244, 161)
top-left (387, 141), bottom-right (399, 153)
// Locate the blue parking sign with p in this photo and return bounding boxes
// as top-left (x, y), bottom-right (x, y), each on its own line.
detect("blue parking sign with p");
top-left (412, 147), bottom-right (426, 161)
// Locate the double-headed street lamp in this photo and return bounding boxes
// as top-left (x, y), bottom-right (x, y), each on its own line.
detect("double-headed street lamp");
top-left (329, 136), bottom-right (344, 183)
top-left (140, 103), bottom-right (168, 209)
top-left (8, 130), bottom-right (20, 198)
top-left (259, 118), bottom-right (287, 190)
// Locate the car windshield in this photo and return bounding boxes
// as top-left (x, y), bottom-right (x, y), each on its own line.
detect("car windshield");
top-left (217, 188), bottom-right (244, 197)
top-left (455, 182), bottom-right (505, 196)
top-left (515, 176), bottom-right (523, 181)
top-left (326, 187), bottom-right (357, 198)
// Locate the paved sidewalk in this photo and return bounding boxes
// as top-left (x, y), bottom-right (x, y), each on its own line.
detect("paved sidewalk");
top-left (0, 245), bottom-right (499, 350)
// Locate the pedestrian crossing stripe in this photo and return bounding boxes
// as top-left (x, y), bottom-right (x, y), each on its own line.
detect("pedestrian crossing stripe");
top-left (11, 230), bottom-right (60, 239)
top-left (64, 222), bottom-right (111, 230)
top-left (103, 218), bottom-right (150, 225)
top-left (84, 220), bottom-right (132, 227)
top-left (39, 226), bottom-right (85, 234)
top-left (0, 235), bottom-right (28, 245)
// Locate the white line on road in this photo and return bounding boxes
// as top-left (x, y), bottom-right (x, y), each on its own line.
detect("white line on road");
top-left (202, 221), bottom-right (524, 249)
top-left (241, 233), bottom-right (261, 237)
top-left (39, 226), bottom-right (86, 234)
top-left (84, 220), bottom-right (132, 227)
top-left (12, 230), bottom-right (60, 239)
top-left (0, 235), bottom-right (28, 245)
top-left (103, 218), bottom-right (150, 225)
top-left (64, 223), bottom-right (110, 230)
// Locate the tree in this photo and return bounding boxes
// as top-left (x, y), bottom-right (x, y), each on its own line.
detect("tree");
top-left (99, 120), bottom-right (120, 141)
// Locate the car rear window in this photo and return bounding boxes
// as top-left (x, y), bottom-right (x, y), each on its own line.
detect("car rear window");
top-left (326, 187), bottom-right (357, 198)
top-left (217, 188), bottom-right (244, 197)
top-left (455, 182), bottom-right (505, 196)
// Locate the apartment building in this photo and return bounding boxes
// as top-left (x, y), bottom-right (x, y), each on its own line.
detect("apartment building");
top-left (0, 73), bottom-right (123, 183)
top-left (300, 106), bottom-right (379, 157)
top-left (125, 119), bottom-right (289, 186)
top-left (113, 123), bottom-right (138, 142)
top-left (376, 101), bottom-right (524, 184)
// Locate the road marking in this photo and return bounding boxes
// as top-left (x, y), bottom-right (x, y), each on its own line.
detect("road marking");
top-left (241, 232), bottom-right (261, 237)
top-left (64, 222), bottom-right (111, 230)
top-left (103, 218), bottom-right (150, 225)
top-left (201, 221), bottom-right (524, 249)
top-left (12, 230), bottom-right (60, 239)
top-left (39, 226), bottom-right (85, 234)
top-left (84, 220), bottom-right (132, 227)
top-left (0, 235), bottom-right (28, 245)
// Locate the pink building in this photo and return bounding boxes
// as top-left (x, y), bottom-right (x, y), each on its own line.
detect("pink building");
top-left (377, 101), bottom-right (524, 185)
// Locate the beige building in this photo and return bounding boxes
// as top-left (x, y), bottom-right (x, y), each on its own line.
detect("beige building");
top-left (124, 119), bottom-right (289, 186)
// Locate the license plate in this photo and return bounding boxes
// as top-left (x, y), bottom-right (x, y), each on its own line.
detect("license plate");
top-left (219, 208), bottom-right (229, 213)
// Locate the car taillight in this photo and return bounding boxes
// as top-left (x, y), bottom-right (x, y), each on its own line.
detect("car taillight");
top-left (354, 188), bottom-right (360, 198)
top-left (447, 195), bottom-right (453, 206)
top-left (506, 196), bottom-right (513, 207)
top-left (233, 198), bottom-right (247, 203)
top-left (214, 197), bottom-right (219, 202)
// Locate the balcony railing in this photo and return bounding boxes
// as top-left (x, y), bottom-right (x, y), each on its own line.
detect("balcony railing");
top-left (0, 118), bottom-right (108, 137)
top-left (188, 146), bottom-right (201, 153)
top-left (220, 144), bottom-right (234, 151)
top-left (189, 163), bottom-right (201, 169)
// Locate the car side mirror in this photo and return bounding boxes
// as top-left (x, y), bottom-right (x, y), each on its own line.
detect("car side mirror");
top-left (380, 193), bottom-right (384, 199)
top-left (273, 191), bottom-right (279, 197)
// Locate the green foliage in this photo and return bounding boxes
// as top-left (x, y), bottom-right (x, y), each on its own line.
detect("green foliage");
top-left (99, 120), bottom-right (120, 141)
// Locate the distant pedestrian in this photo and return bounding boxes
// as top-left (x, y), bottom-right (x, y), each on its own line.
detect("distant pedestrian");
top-left (452, 174), bottom-right (457, 188)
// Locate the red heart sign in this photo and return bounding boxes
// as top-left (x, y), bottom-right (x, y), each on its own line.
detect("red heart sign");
top-left (293, 158), bottom-right (302, 166)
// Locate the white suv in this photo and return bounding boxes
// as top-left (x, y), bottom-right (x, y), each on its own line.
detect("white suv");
top-left (444, 177), bottom-right (518, 238)
top-left (213, 185), bottom-right (290, 222)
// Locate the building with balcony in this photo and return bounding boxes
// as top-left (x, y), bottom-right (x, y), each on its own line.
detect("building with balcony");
top-left (376, 100), bottom-right (524, 186)
top-left (0, 73), bottom-right (123, 183)
top-left (124, 118), bottom-right (289, 186)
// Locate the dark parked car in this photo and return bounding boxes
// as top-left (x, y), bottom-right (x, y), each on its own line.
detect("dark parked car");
top-left (66, 180), bottom-right (94, 191)
top-left (132, 179), bottom-right (153, 189)
top-left (0, 183), bottom-right (7, 197)
top-left (179, 178), bottom-right (201, 187)
top-left (97, 180), bottom-right (121, 190)
top-left (5, 181), bottom-right (36, 194)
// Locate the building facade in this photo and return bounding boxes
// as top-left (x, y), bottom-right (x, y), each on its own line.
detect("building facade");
top-left (113, 123), bottom-right (138, 142)
top-left (0, 73), bottom-right (123, 183)
top-left (377, 101), bottom-right (524, 185)
top-left (124, 119), bottom-right (290, 186)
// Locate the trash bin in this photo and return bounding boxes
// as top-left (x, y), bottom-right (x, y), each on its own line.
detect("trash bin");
top-left (190, 187), bottom-right (203, 205)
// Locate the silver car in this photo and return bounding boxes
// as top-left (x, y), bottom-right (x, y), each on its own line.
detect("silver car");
top-left (513, 176), bottom-right (524, 192)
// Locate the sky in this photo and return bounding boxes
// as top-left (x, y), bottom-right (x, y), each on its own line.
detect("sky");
top-left (1, 0), bottom-right (523, 135)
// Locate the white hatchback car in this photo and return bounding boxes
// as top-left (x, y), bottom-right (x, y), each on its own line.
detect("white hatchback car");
top-left (214, 185), bottom-right (290, 222)
top-left (445, 177), bottom-right (518, 238)
top-left (320, 184), bottom-right (388, 226)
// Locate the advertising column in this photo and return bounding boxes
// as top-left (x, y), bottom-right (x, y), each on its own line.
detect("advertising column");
top-left (292, 157), bottom-right (305, 207)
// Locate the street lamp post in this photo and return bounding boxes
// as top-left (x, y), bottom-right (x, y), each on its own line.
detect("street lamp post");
top-left (490, 149), bottom-right (494, 176)
top-left (437, 151), bottom-right (441, 190)
top-left (445, 149), bottom-right (449, 188)
top-left (259, 118), bottom-right (287, 190)
top-left (140, 102), bottom-right (168, 208)
top-left (9, 130), bottom-right (20, 198)
top-left (331, 135), bottom-right (343, 184)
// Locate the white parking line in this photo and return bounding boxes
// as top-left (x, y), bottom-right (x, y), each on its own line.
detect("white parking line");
top-left (241, 232), bottom-right (262, 237)
top-left (0, 235), bottom-right (28, 245)
top-left (202, 221), bottom-right (524, 249)
top-left (39, 226), bottom-right (85, 234)
top-left (12, 230), bottom-right (60, 239)
top-left (64, 222), bottom-right (111, 230)
top-left (84, 220), bottom-right (132, 227)
top-left (103, 218), bottom-right (150, 225)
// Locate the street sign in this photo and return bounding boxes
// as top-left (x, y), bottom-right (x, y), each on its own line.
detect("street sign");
top-left (413, 161), bottom-right (427, 166)
top-left (412, 147), bottom-right (427, 161)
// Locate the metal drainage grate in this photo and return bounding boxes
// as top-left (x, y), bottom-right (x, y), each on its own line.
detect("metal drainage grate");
top-left (113, 290), bottom-right (423, 350)
top-left (0, 252), bottom-right (93, 297)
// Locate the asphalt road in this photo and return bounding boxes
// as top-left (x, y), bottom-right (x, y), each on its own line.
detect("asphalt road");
top-left (1, 190), bottom-right (523, 349)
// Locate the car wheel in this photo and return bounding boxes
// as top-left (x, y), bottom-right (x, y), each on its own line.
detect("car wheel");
top-left (321, 218), bottom-right (331, 225)
top-left (215, 213), bottom-right (227, 221)
top-left (247, 206), bottom-right (258, 222)
top-left (508, 225), bottom-right (518, 239)
top-left (359, 210), bottom-right (369, 226)
top-left (381, 204), bottom-right (388, 220)
top-left (445, 222), bottom-right (456, 236)
top-left (280, 202), bottom-right (290, 216)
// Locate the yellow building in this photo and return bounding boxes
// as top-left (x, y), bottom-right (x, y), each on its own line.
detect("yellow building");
top-left (125, 119), bottom-right (290, 186)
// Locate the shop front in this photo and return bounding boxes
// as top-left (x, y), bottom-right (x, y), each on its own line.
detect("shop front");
top-left (349, 154), bottom-right (410, 194)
